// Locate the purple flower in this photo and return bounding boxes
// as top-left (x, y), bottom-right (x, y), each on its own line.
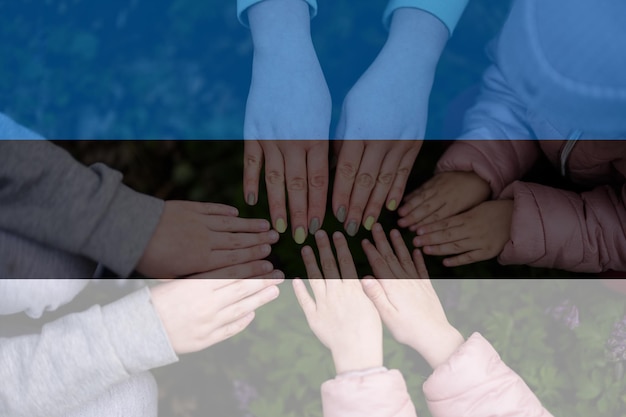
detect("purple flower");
top-left (232, 379), bottom-right (258, 416)
top-left (545, 299), bottom-right (580, 330)
top-left (606, 315), bottom-right (626, 363)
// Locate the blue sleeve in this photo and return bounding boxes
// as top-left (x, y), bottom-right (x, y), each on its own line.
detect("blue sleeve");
top-left (237, 0), bottom-right (318, 28)
top-left (383, 0), bottom-right (470, 35)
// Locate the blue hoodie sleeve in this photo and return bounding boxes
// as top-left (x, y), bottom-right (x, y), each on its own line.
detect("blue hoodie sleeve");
top-left (382, 0), bottom-right (470, 35)
top-left (237, 0), bottom-right (318, 27)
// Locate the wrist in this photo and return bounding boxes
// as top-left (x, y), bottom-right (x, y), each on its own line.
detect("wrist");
top-left (248, 0), bottom-right (314, 52)
top-left (386, 8), bottom-right (448, 64)
top-left (331, 346), bottom-right (384, 375)
top-left (409, 325), bottom-right (465, 370)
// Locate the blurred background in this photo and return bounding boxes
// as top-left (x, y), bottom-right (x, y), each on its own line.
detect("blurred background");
top-left (2, 0), bottom-right (624, 416)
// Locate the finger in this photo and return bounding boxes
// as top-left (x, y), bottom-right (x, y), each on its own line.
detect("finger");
top-left (442, 250), bottom-right (486, 267)
top-left (301, 245), bottom-right (324, 280)
top-left (361, 146), bottom-right (404, 231)
top-left (314, 230), bottom-right (340, 279)
top-left (263, 143), bottom-right (288, 234)
top-left (285, 144), bottom-right (309, 244)
top-left (218, 284), bottom-right (281, 323)
top-left (371, 223), bottom-right (406, 278)
top-left (188, 259), bottom-right (275, 280)
top-left (332, 231), bottom-right (358, 279)
top-left (415, 216), bottom-right (464, 236)
top-left (360, 278), bottom-right (395, 314)
top-left (345, 142), bottom-right (385, 236)
top-left (306, 141), bottom-right (329, 235)
top-left (212, 311), bottom-right (256, 344)
top-left (411, 249), bottom-right (430, 278)
top-left (178, 201), bottom-right (240, 217)
top-left (209, 244), bottom-right (272, 269)
top-left (397, 182), bottom-right (437, 217)
top-left (397, 200), bottom-right (446, 229)
top-left (413, 224), bottom-right (466, 248)
top-left (206, 216), bottom-right (271, 233)
top-left (422, 239), bottom-right (474, 256)
top-left (361, 238), bottom-right (395, 279)
top-left (212, 230), bottom-right (279, 250)
top-left (243, 140), bottom-right (263, 206)
top-left (389, 228), bottom-right (418, 277)
top-left (216, 273), bottom-right (285, 307)
top-left (332, 140), bottom-right (364, 224)
top-left (386, 141), bottom-right (421, 212)
top-left (293, 278), bottom-right (317, 317)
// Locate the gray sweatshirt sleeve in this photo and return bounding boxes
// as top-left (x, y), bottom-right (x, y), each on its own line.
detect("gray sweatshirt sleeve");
top-left (0, 138), bottom-right (164, 277)
top-left (0, 286), bottom-right (179, 417)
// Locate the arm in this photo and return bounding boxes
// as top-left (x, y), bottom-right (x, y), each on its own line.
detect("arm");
top-left (241, 0), bottom-right (331, 242)
top-left (0, 140), bottom-right (163, 277)
top-left (332, 8), bottom-right (448, 236)
top-left (293, 230), bottom-right (418, 417)
top-left (498, 181), bottom-right (626, 273)
top-left (0, 276), bottom-right (284, 417)
top-left (423, 333), bottom-right (554, 417)
top-left (359, 227), bottom-right (554, 417)
top-left (0, 287), bottom-right (178, 417)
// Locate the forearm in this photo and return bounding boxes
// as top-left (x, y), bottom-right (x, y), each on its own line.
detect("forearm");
top-left (247, 0), bottom-right (314, 52)
top-left (0, 140), bottom-right (163, 277)
top-left (0, 287), bottom-right (177, 417)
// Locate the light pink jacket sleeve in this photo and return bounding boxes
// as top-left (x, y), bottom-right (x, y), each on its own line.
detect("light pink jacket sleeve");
top-left (435, 140), bottom-right (540, 198)
top-left (321, 369), bottom-right (417, 417)
top-left (497, 180), bottom-right (626, 273)
top-left (424, 333), bottom-right (553, 417)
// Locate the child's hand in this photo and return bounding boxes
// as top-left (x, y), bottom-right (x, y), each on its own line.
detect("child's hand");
top-left (150, 274), bottom-right (284, 354)
top-left (136, 201), bottom-right (280, 278)
top-left (293, 230), bottom-right (383, 374)
top-left (397, 171), bottom-right (491, 231)
top-left (360, 223), bottom-right (464, 369)
top-left (412, 200), bottom-right (514, 267)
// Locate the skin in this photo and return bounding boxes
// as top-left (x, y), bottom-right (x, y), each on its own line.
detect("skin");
top-left (360, 223), bottom-right (465, 369)
top-left (293, 231), bottom-right (383, 374)
top-left (243, 1), bottom-right (449, 242)
top-left (136, 201), bottom-right (280, 278)
top-left (398, 171), bottom-right (492, 231)
top-left (412, 200), bottom-right (514, 267)
top-left (150, 275), bottom-right (285, 355)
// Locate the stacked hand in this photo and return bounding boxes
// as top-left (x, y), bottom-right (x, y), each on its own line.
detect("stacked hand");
top-left (137, 201), bottom-right (280, 278)
top-left (293, 226), bottom-right (465, 373)
top-left (151, 276), bottom-right (284, 354)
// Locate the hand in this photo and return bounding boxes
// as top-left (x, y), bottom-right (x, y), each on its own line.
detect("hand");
top-left (360, 223), bottom-right (464, 369)
top-left (150, 274), bottom-right (284, 354)
top-left (332, 140), bottom-right (422, 237)
top-left (398, 171), bottom-right (491, 231)
top-left (244, 140), bottom-right (329, 243)
top-left (293, 230), bottom-right (383, 374)
top-left (412, 200), bottom-right (514, 267)
top-left (136, 201), bottom-right (279, 278)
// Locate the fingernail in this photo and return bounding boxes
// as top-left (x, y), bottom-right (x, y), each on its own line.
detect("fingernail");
top-left (268, 230), bottom-right (279, 241)
top-left (387, 200), bottom-right (397, 211)
top-left (309, 217), bottom-right (320, 235)
top-left (413, 237), bottom-right (421, 246)
top-left (275, 218), bottom-right (287, 234)
top-left (246, 192), bottom-right (255, 206)
top-left (336, 206), bottom-right (346, 223)
top-left (364, 216), bottom-right (375, 231)
top-left (262, 244), bottom-right (271, 254)
top-left (263, 261), bottom-right (273, 272)
top-left (272, 270), bottom-right (285, 280)
top-left (294, 227), bottom-right (307, 244)
top-left (346, 221), bottom-right (358, 237)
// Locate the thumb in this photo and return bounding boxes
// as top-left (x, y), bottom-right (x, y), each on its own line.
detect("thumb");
top-left (361, 277), bottom-right (392, 312)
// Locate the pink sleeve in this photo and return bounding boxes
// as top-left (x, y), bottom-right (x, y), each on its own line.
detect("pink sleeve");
top-left (321, 369), bottom-right (417, 417)
top-left (423, 333), bottom-right (553, 417)
top-left (498, 181), bottom-right (626, 273)
top-left (435, 140), bottom-right (540, 197)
